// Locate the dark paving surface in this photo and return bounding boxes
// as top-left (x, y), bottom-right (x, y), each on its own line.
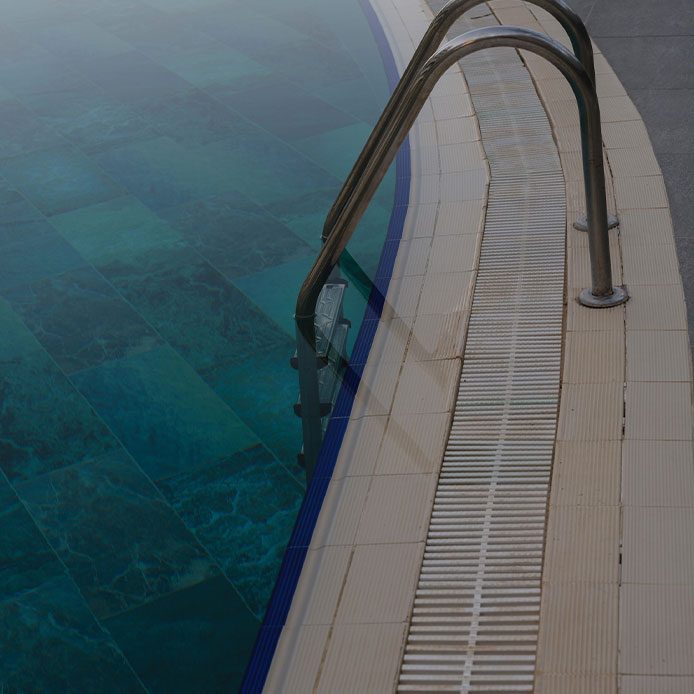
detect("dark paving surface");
top-left (568, 0), bottom-right (694, 349)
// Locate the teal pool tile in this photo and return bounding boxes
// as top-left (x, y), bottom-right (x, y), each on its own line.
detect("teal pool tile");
top-left (188, 4), bottom-right (309, 55)
top-left (94, 5), bottom-right (209, 53)
top-left (0, 575), bottom-right (145, 693)
top-left (99, 247), bottom-right (289, 370)
top-left (74, 51), bottom-right (192, 106)
top-left (0, 180), bottom-right (43, 223)
top-left (0, 100), bottom-right (60, 158)
top-left (4, 265), bottom-right (161, 374)
top-left (233, 255), bottom-right (315, 338)
top-left (71, 345), bottom-right (259, 481)
top-left (0, 23), bottom-right (44, 63)
top-left (0, 300), bottom-right (119, 482)
top-left (197, 133), bottom-right (340, 207)
top-left (0, 146), bottom-right (124, 217)
top-left (51, 195), bottom-right (182, 266)
top-left (201, 342), bottom-right (303, 474)
top-left (103, 575), bottom-right (259, 693)
top-left (164, 45), bottom-right (270, 89)
top-left (140, 88), bottom-right (248, 147)
top-left (264, 186), bottom-right (340, 249)
top-left (0, 219), bottom-right (85, 291)
top-left (295, 120), bottom-right (373, 180)
top-left (220, 80), bottom-right (357, 142)
top-left (253, 39), bottom-right (363, 89)
top-left (309, 77), bottom-right (385, 123)
top-left (17, 449), bottom-right (219, 619)
top-left (158, 445), bottom-right (303, 617)
top-left (0, 476), bottom-right (63, 602)
top-left (31, 18), bottom-right (132, 61)
top-left (160, 193), bottom-right (313, 279)
top-left (0, 53), bottom-right (86, 99)
top-left (25, 83), bottom-right (157, 154)
top-left (94, 136), bottom-right (233, 210)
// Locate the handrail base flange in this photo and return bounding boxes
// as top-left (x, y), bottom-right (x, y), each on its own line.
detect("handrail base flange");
top-left (578, 285), bottom-right (629, 308)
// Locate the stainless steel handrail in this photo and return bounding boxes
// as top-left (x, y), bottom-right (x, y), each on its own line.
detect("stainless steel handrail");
top-left (296, 25), bottom-right (628, 477)
top-left (322, 0), bottom-right (594, 244)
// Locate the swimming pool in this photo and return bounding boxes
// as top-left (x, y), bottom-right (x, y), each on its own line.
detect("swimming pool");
top-left (0, 0), bottom-right (396, 690)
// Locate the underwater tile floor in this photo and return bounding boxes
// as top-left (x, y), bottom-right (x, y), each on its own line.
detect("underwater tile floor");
top-left (0, 0), bottom-right (395, 690)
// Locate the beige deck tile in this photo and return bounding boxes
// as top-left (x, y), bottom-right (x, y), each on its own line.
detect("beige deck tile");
top-left (535, 674), bottom-right (617, 694)
top-left (552, 441), bottom-right (621, 507)
top-left (435, 115), bottom-right (481, 145)
top-left (412, 120), bottom-right (438, 149)
top-left (622, 441), bottom-right (694, 508)
top-left (392, 236), bottom-right (431, 277)
top-left (335, 542), bottom-right (423, 624)
top-left (427, 233), bottom-right (480, 274)
top-left (438, 141), bottom-right (487, 173)
top-left (599, 95), bottom-right (641, 123)
top-left (620, 585), bottom-right (694, 675)
top-left (624, 382), bottom-right (693, 441)
top-left (376, 412), bottom-right (451, 475)
top-left (621, 675), bottom-right (694, 693)
top-left (434, 200), bottom-right (485, 236)
top-left (621, 243), bottom-right (681, 286)
top-left (391, 358), bottom-right (459, 415)
top-left (546, 100), bottom-right (581, 129)
top-left (595, 71), bottom-right (627, 99)
top-left (562, 332), bottom-right (624, 384)
top-left (383, 274), bottom-right (424, 320)
top-left (543, 506), bottom-right (620, 584)
top-left (350, 360), bottom-right (402, 418)
top-left (566, 296), bottom-right (626, 333)
top-left (332, 415), bottom-right (388, 479)
top-left (408, 311), bottom-right (466, 362)
top-left (622, 507), bottom-right (694, 585)
top-left (537, 583), bottom-right (618, 674)
top-left (625, 285), bottom-right (688, 331)
top-left (541, 76), bottom-right (577, 102)
top-left (602, 120), bottom-right (652, 150)
top-left (418, 270), bottom-right (474, 315)
top-left (438, 169), bottom-right (489, 202)
top-left (430, 91), bottom-right (475, 120)
top-left (316, 623), bottom-right (406, 693)
top-left (614, 175), bottom-right (669, 210)
top-left (310, 476), bottom-right (371, 549)
top-left (286, 546), bottom-right (352, 627)
top-left (369, 317), bottom-right (412, 367)
top-left (355, 473), bottom-right (436, 544)
top-left (401, 202), bottom-right (438, 239)
top-left (557, 383), bottom-right (624, 442)
top-left (617, 208), bottom-right (675, 246)
top-left (593, 53), bottom-right (613, 76)
top-left (626, 331), bottom-right (691, 382)
top-left (411, 173), bottom-right (442, 204)
top-left (264, 624), bottom-right (328, 694)
top-left (409, 144), bottom-right (440, 178)
top-left (608, 147), bottom-right (662, 179)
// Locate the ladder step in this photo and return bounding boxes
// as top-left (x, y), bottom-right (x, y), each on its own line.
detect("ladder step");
top-left (290, 281), bottom-right (348, 369)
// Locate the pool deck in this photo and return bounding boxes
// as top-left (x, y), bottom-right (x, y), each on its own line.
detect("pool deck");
top-left (265, 0), bottom-right (694, 691)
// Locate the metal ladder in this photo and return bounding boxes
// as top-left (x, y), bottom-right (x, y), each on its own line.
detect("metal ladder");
top-left (294, 0), bottom-right (629, 479)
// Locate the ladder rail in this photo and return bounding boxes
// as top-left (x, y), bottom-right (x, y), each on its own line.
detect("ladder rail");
top-left (322, 0), bottom-right (594, 245)
top-left (296, 25), bottom-right (627, 477)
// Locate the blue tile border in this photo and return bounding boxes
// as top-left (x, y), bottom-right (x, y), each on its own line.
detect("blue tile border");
top-left (240, 0), bottom-right (411, 688)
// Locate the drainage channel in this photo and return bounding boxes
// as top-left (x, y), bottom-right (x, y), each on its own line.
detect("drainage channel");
top-left (398, 10), bottom-right (565, 693)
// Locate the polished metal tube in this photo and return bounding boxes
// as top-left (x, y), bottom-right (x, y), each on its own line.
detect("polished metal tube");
top-left (322, 0), bottom-right (593, 243)
top-left (296, 25), bottom-right (626, 474)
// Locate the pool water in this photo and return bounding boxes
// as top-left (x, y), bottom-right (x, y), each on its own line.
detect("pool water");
top-left (0, 0), bottom-right (395, 690)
